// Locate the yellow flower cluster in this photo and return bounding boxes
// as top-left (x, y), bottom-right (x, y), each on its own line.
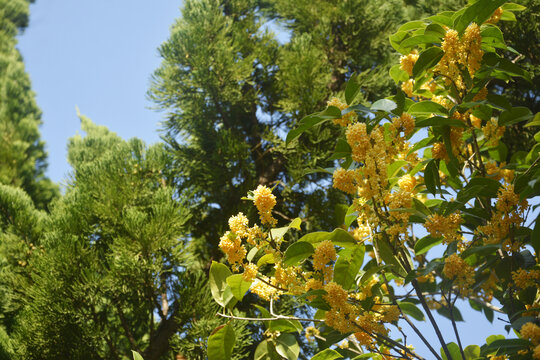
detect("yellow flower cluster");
top-left (486, 161), bottom-right (514, 183)
top-left (328, 97), bottom-right (357, 127)
top-left (391, 112), bottom-right (415, 138)
top-left (432, 142), bottom-right (448, 161)
top-left (436, 24), bottom-right (484, 91)
top-left (385, 189), bottom-right (413, 238)
top-left (399, 50), bottom-right (419, 76)
top-left (243, 263), bottom-right (258, 282)
top-left (313, 240), bottom-right (336, 282)
top-left (512, 269), bottom-right (540, 289)
top-left (228, 212), bottom-right (249, 238)
top-left (485, 7), bottom-right (503, 24)
top-left (250, 279), bottom-right (278, 301)
top-left (253, 185), bottom-right (277, 226)
top-left (461, 23), bottom-right (483, 76)
top-left (443, 253), bottom-right (475, 294)
top-left (477, 184), bottom-right (527, 251)
top-left (535, 345), bottom-right (540, 360)
top-left (274, 264), bottom-right (302, 294)
top-left (424, 212), bottom-right (463, 245)
top-left (401, 79), bottom-right (414, 97)
top-left (398, 174), bottom-right (416, 192)
top-left (219, 231), bottom-right (247, 269)
top-left (521, 322), bottom-right (540, 345)
top-left (333, 168), bottom-right (357, 194)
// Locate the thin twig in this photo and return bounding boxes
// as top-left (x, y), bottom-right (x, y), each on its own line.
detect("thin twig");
top-left (216, 312), bottom-right (322, 323)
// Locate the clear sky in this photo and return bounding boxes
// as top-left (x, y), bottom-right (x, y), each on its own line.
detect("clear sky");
top-left (17, 0), bottom-right (183, 185)
top-left (16, 0), bottom-right (511, 357)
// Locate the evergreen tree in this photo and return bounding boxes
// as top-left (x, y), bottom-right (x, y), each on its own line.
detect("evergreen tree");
top-left (0, 1), bottom-right (57, 356)
top-left (0, 0), bottom-right (57, 209)
top-left (14, 116), bottom-right (250, 359)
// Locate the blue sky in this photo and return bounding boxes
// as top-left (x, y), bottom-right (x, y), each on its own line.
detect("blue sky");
top-left (16, 0), bottom-right (512, 357)
top-left (18, 0), bottom-right (182, 185)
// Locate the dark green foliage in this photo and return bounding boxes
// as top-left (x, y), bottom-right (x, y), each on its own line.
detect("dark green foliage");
top-left (0, 0), bottom-right (58, 210)
top-left (14, 117), bottom-right (251, 359)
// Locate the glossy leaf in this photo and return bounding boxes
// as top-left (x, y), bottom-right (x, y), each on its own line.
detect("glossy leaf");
top-left (414, 235), bottom-right (442, 255)
top-left (454, 0), bottom-right (506, 33)
top-left (132, 351), bottom-right (144, 360)
top-left (345, 73), bottom-right (361, 105)
top-left (440, 342), bottom-right (463, 360)
top-left (412, 47), bottom-right (444, 77)
top-left (408, 100), bottom-right (448, 116)
top-left (298, 228), bottom-right (356, 248)
top-left (424, 160), bottom-right (440, 195)
top-left (209, 262), bottom-right (236, 308)
top-left (283, 241), bottom-right (315, 266)
top-left (312, 349), bottom-right (343, 360)
top-left (371, 99), bottom-right (397, 112)
top-left (334, 246), bottom-right (365, 289)
top-left (275, 333), bottom-right (300, 360)
top-left (208, 324), bottom-right (236, 360)
top-left (254, 340), bottom-right (280, 360)
top-left (226, 274), bottom-right (252, 301)
top-left (398, 301), bottom-right (425, 321)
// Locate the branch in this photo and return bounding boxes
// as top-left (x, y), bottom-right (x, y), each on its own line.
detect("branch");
top-left (412, 280), bottom-right (452, 360)
top-left (216, 312), bottom-right (322, 323)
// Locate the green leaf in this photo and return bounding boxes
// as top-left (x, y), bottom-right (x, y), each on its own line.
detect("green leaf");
top-left (209, 262), bottom-right (236, 308)
top-left (371, 99), bottom-right (397, 112)
top-left (424, 160), bottom-right (440, 195)
top-left (437, 306), bottom-right (464, 322)
top-left (454, 0), bottom-right (506, 33)
top-left (275, 333), bottom-right (299, 360)
top-left (254, 340), bottom-right (280, 360)
top-left (387, 160), bottom-right (408, 178)
top-left (375, 236), bottom-right (406, 276)
top-left (286, 106), bottom-right (341, 144)
top-left (283, 242), bottom-right (315, 266)
top-left (208, 324), bottom-right (236, 360)
top-left (487, 93), bottom-right (512, 110)
top-left (398, 301), bottom-right (425, 321)
top-left (414, 235), bottom-right (442, 255)
top-left (226, 274), bottom-right (252, 301)
top-left (312, 349), bottom-right (344, 360)
top-left (132, 351), bottom-right (144, 360)
top-left (299, 228), bottom-right (356, 248)
top-left (412, 47), bottom-right (444, 78)
top-left (483, 52), bottom-right (531, 81)
top-left (415, 116), bottom-right (466, 128)
top-left (359, 265), bottom-right (393, 284)
top-left (269, 319), bottom-right (303, 333)
top-left (289, 218), bottom-right (302, 230)
top-left (440, 342), bottom-right (463, 360)
top-left (398, 20), bottom-right (426, 32)
top-left (257, 253), bottom-right (275, 267)
top-left (427, 13), bottom-right (454, 28)
top-left (389, 64), bottom-right (409, 84)
top-left (409, 101), bottom-right (448, 116)
top-left (400, 34), bottom-right (442, 50)
top-left (481, 338), bottom-right (530, 356)
top-left (499, 107), bottom-right (533, 126)
top-left (463, 345), bottom-right (480, 360)
top-left (334, 246), bottom-right (365, 289)
top-left (345, 73), bottom-right (361, 105)
top-left (270, 227), bottom-right (290, 242)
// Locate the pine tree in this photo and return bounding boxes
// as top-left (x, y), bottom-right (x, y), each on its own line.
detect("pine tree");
top-left (0, 0), bottom-right (57, 210)
top-left (14, 116), bottom-right (251, 359)
top-left (0, 1), bottom-right (57, 357)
